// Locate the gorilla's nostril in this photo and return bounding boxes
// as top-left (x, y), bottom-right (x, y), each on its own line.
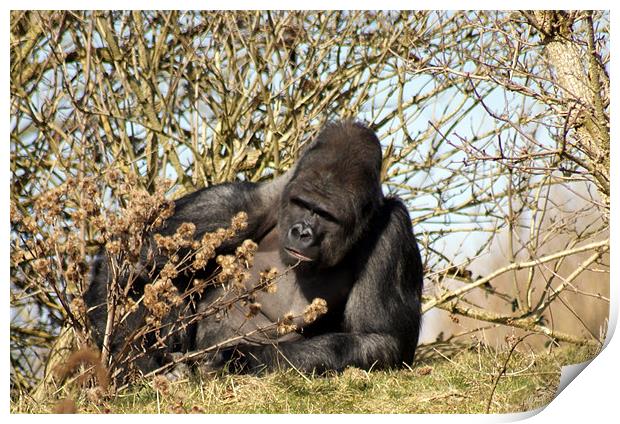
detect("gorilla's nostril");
top-left (289, 223), bottom-right (314, 246)
top-left (289, 223), bottom-right (303, 239)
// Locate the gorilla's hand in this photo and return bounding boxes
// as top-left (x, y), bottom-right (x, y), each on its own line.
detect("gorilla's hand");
top-left (163, 352), bottom-right (192, 381)
top-left (196, 345), bottom-right (265, 375)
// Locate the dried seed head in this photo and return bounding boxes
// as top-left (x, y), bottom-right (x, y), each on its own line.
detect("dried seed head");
top-left (105, 240), bottom-right (122, 255)
top-left (85, 386), bottom-right (106, 405)
top-left (160, 262), bottom-right (179, 280)
top-left (171, 401), bottom-right (185, 414)
top-left (192, 251), bottom-right (209, 271)
top-left (91, 215), bottom-right (107, 232)
top-left (34, 186), bottom-right (65, 225)
top-left (104, 168), bottom-right (122, 186)
top-left (81, 194), bottom-right (99, 215)
top-left (21, 215), bottom-right (38, 233)
top-left (259, 267), bottom-right (279, 293)
top-left (236, 239), bottom-right (258, 257)
top-left (154, 233), bottom-right (178, 252)
top-left (152, 375), bottom-right (170, 395)
top-left (10, 201), bottom-right (22, 224)
top-left (277, 320), bottom-right (298, 336)
top-left (54, 398), bottom-right (77, 414)
top-left (65, 262), bottom-right (85, 284)
top-left (31, 258), bottom-right (51, 276)
top-left (193, 278), bottom-right (207, 291)
top-left (246, 302), bottom-right (262, 318)
top-left (177, 222), bottom-right (196, 239)
top-left (234, 271), bottom-right (250, 288)
top-left (71, 208), bottom-right (88, 222)
top-left (231, 211), bottom-right (248, 231)
top-left (303, 298), bottom-right (328, 324)
top-left (11, 248), bottom-right (26, 265)
top-left (144, 278), bottom-right (182, 323)
top-left (70, 297), bottom-right (87, 320)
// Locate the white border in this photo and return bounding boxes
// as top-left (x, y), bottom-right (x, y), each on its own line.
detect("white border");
top-left (4, 4), bottom-right (617, 422)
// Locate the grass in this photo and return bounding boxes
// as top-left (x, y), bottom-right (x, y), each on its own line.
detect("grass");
top-left (11, 344), bottom-right (597, 414)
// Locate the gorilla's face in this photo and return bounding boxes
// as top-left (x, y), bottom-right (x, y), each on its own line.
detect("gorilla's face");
top-left (279, 178), bottom-right (350, 268)
top-left (277, 122), bottom-right (384, 270)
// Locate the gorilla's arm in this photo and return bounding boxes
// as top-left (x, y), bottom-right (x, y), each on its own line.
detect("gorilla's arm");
top-left (89, 173), bottom-right (290, 295)
top-left (224, 198), bottom-right (424, 373)
top-left (158, 172), bottom-right (291, 252)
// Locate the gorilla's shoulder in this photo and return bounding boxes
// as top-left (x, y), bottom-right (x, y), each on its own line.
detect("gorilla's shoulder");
top-left (377, 196), bottom-right (415, 233)
top-left (382, 195), bottom-right (410, 215)
top-left (173, 181), bottom-right (256, 207)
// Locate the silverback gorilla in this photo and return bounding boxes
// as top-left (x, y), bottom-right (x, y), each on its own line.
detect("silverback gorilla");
top-left (85, 120), bottom-right (423, 376)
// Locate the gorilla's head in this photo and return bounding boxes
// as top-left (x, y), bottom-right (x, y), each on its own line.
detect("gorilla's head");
top-left (278, 121), bottom-right (383, 270)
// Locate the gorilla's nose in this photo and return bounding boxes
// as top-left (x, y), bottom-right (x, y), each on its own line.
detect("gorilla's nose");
top-left (288, 223), bottom-right (314, 247)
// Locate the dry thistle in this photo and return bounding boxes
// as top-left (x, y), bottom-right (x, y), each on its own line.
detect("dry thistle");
top-left (191, 250), bottom-right (210, 270)
top-left (144, 278), bottom-right (182, 324)
top-left (70, 207), bottom-right (88, 223)
top-left (53, 397), bottom-right (77, 414)
top-left (192, 278), bottom-right (207, 291)
top-left (231, 211), bottom-right (248, 231)
top-left (214, 251), bottom-right (253, 293)
top-left (170, 401), bottom-right (186, 414)
top-left (65, 262), bottom-right (86, 285)
top-left (85, 386), bottom-right (106, 405)
top-left (303, 298), bottom-right (328, 324)
top-left (21, 215), bottom-right (38, 233)
top-left (31, 258), bottom-right (51, 277)
top-left (246, 302), bottom-right (262, 318)
top-left (416, 365), bottom-right (433, 376)
top-left (177, 222), bottom-right (196, 240)
top-left (277, 312), bottom-right (298, 335)
top-left (11, 247), bottom-right (26, 265)
top-left (10, 200), bottom-right (22, 224)
top-left (152, 375), bottom-right (170, 395)
top-left (259, 267), bottom-right (279, 293)
top-left (105, 168), bottom-right (121, 184)
top-left (215, 254), bottom-right (238, 283)
top-left (152, 200), bottom-right (175, 229)
top-left (236, 239), bottom-right (258, 266)
top-left (65, 233), bottom-right (84, 260)
top-left (154, 222), bottom-right (197, 253)
top-left (81, 195), bottom-right (98, 215)
top-left (192, 211), bottom-right (248, 263)
top-left (191, 226), bottom-right (235, 270)
top-left (160, 262), bottom-right (179, 280)
top-left (33, 186), bottom-right (65, 224)
top-left (154, 233), bottom-right (178, 252)
top-left (105, 240), bottom-right (122, 255)
top-left (70, 297), bottom-right (87, 321)
top-left (233, 271), bottom-right (251, 291)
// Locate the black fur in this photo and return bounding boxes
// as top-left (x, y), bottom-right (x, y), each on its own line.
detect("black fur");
top-left (85, 120), bottom-right (423, 375)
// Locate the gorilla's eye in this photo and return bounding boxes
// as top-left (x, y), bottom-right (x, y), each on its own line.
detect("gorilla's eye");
top-left (291, 197), bottom-right (339, 223)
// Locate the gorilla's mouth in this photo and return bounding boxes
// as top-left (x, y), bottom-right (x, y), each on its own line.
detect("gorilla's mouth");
top-left (284, 247), bottom-right (314, 262)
